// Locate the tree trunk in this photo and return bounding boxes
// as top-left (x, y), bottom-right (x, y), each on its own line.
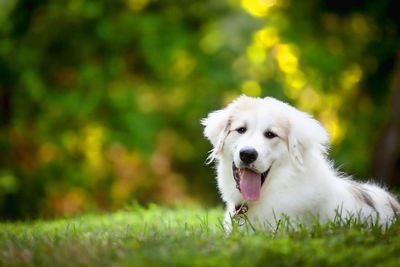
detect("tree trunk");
top-left (370, 50), bottom-right (400, 186)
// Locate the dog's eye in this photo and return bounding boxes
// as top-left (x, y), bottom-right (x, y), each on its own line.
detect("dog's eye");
top-left (236, 127), bottom-right (247, 134)
top-left (264, 130), bottom-right (277, 139)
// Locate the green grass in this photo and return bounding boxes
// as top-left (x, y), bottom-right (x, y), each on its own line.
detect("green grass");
top-left (1, 205), bottom-right (400, 267)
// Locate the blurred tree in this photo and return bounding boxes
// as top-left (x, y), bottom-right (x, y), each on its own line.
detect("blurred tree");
top-left (371, 51), bottom-right (400, 186)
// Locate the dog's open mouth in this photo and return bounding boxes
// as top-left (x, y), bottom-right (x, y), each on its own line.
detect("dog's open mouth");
top-left (232, 163), bottom-right (270, 202)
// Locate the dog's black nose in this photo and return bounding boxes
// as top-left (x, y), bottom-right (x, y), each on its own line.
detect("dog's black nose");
top-left (239, 148), bottom-right (258, 165)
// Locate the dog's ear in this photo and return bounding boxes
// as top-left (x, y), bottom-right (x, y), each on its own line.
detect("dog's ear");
top-left (287, 111), bottom-right (329, 169)
top-left (201, 109), bottom-right (231, 162)
top-left (287, 132), bottom-right (304, 168)
top-left (202, 109), bottom-right (231, 147)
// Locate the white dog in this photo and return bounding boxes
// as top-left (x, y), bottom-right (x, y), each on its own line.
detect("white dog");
top-left (202, 95), bottom-right (399, 230)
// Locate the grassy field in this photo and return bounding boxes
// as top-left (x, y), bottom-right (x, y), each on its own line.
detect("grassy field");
top-left (1, 205), bottom-right (400, 267)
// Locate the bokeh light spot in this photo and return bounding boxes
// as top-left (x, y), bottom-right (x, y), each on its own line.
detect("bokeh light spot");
top-left (319, 109), bottom-right (345, 144)
top-left (0, 171), bottom-right (18, 193)
top-left (297, 87), bottom-right (322, 112)
top-left (170, 51), bottom-right (196, 79)
top-left (200, 26), bottom-right (222, 53)
top-left (286, 71), bottom-right (307, 90)
top-left (341, 64), bottom-right (363, 90)
top-left (241, 80), bottom-right (262, 96)
top-left (241, 0), bottom-right (276, 17)
top-left (126, 0), bottom-right (149, 12)
top-left (38, 143), bottom-right (59, 164)
top-left (276, 44), bottom-right (299, 74)
top-left (254, 27), bottom-right (280, 48)
top-left (137, 90), bottom-right (158, 113)
top-left (247, 43), bottom-right (266, 64)
top-left (351, 14), bottom-right (370, 36)
top-left (83, 125), bottom-right (105, 170)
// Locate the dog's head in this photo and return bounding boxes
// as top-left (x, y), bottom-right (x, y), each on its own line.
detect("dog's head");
top-left (202, 95), bottom-right (329, 201)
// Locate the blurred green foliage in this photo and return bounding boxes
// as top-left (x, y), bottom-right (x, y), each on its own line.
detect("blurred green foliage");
top-left (0, 0), bottom-right (399, 219)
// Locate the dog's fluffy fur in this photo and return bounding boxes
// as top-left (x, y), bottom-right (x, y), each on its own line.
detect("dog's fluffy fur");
top-left (202, 95), bottom-right (399, 229)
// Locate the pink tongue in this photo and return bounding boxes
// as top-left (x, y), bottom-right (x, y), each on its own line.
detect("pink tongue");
top-left (239, 169), bottom-right (261, 201)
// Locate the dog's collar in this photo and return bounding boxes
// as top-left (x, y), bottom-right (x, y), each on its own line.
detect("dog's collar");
top-left (233, 203), bottom-right (248, 226)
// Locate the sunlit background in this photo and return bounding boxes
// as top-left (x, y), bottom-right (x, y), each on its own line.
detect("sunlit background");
top-left (1, 0), bottom-right (399, 220)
